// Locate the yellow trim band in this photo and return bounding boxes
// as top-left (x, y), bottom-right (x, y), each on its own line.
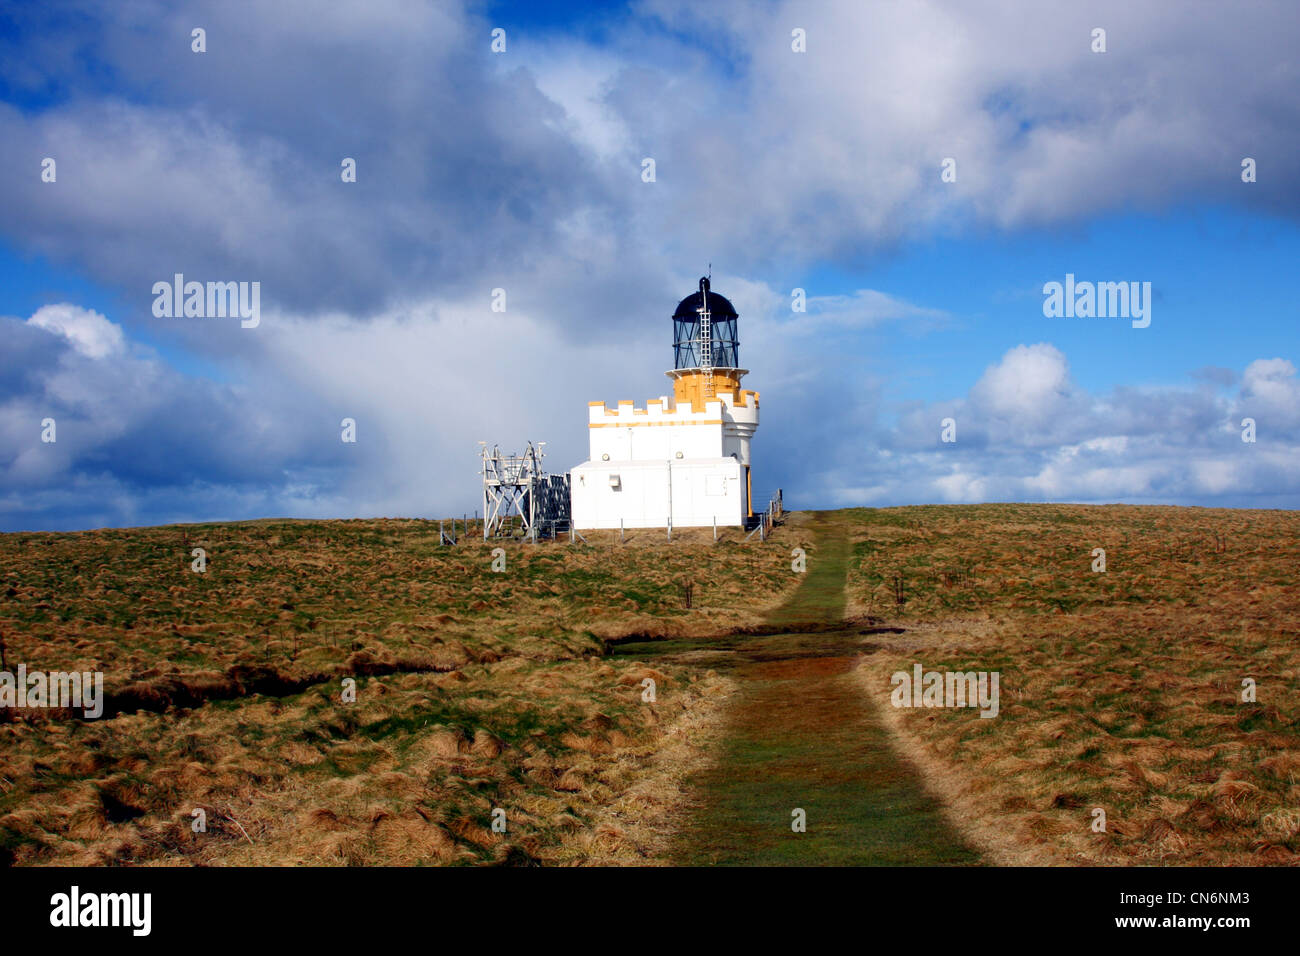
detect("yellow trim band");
top-left (589, 419), bottom-right (724, 429)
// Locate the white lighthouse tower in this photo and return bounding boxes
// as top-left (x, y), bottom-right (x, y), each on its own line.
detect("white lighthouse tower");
top-left (570, 277), bottom-right (760, 530)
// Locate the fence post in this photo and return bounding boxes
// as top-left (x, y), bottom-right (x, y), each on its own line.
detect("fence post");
top-left (620, 518), bottom-right (624, 544)
top-left (439, 519), bottom-right (445, 545)
top-left (713, 514), bottom-right (717, 543)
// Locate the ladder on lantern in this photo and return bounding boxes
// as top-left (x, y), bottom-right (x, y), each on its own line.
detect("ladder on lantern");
top-left (698, 295), bottom-right (714, 398)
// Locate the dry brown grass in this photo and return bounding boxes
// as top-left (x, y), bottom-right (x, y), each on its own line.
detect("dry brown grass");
top-left (0, 517), bottom-right (798, 866)
top-left (548, 669), bottom-right (738, 866)
top-left (0, 518), bottom-right (792, 691)
top-left (844, 504), bottom-right (1300, 866)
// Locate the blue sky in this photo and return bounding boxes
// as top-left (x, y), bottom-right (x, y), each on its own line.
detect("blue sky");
top-left (2, 0), bottom-right (1298, 530)
top-left (849, 204), bottom-right (1300, 399)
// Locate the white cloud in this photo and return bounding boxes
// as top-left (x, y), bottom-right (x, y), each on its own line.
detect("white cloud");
top-left (933, 470), bottom-right (990, 502)
top-left (28, 303), bottom-right (125, 359)
top-left (1240, 358), bottom-right (1300, 427)
top-left (970, 343), bottom-right (1073, 422)
top-left (802, 341), bottom-right (1300, 510)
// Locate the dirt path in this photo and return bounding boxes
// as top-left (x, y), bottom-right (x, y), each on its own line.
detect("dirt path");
top-left (639, 512), bottom-right (982, 865)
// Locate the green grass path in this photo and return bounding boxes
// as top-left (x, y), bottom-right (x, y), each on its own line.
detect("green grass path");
top-left (667, 512), bottom-right (982, 865)
top-left (766, 511), bottom-right (853, 627)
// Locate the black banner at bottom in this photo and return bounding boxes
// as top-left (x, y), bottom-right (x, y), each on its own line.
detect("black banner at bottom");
top-left (0, 865), bottom-right (1276, 943)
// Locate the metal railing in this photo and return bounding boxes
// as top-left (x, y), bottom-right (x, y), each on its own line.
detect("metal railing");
top-left (745, 488), bottom-right (784, 541)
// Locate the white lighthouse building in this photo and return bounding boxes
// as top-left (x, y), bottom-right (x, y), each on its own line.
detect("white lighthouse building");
top-left (570, 278), bottom-right (760, 530)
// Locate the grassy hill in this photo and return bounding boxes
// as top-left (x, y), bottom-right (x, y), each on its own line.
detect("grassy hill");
top-left (2, 504), bottom-right (1297, 866)
top-left (0, 519), bottom-right (798, 865)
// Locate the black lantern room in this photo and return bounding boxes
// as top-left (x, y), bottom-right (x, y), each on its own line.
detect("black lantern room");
top-left (672, 277), bottom-right (740, 370)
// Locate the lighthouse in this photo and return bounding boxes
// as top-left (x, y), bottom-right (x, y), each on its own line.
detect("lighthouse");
top-left (570, 278), bottom-right (760, 530)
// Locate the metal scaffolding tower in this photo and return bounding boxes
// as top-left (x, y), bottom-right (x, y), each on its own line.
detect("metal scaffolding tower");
top-left (479, 441), bottom-right (570, 540)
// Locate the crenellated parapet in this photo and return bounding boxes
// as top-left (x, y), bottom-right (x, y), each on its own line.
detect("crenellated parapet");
top-left (586, 388), bottom-right (759, 429)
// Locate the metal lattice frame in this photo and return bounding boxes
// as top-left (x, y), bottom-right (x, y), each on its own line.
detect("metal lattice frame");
top-left (480, 441), bottom-right (570, 540)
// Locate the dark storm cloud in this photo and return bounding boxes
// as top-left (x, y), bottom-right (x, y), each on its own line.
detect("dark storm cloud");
top-left (0, 307), bottom-right (366, 529)
top-left (0, 0), bottom-right (640, 325)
